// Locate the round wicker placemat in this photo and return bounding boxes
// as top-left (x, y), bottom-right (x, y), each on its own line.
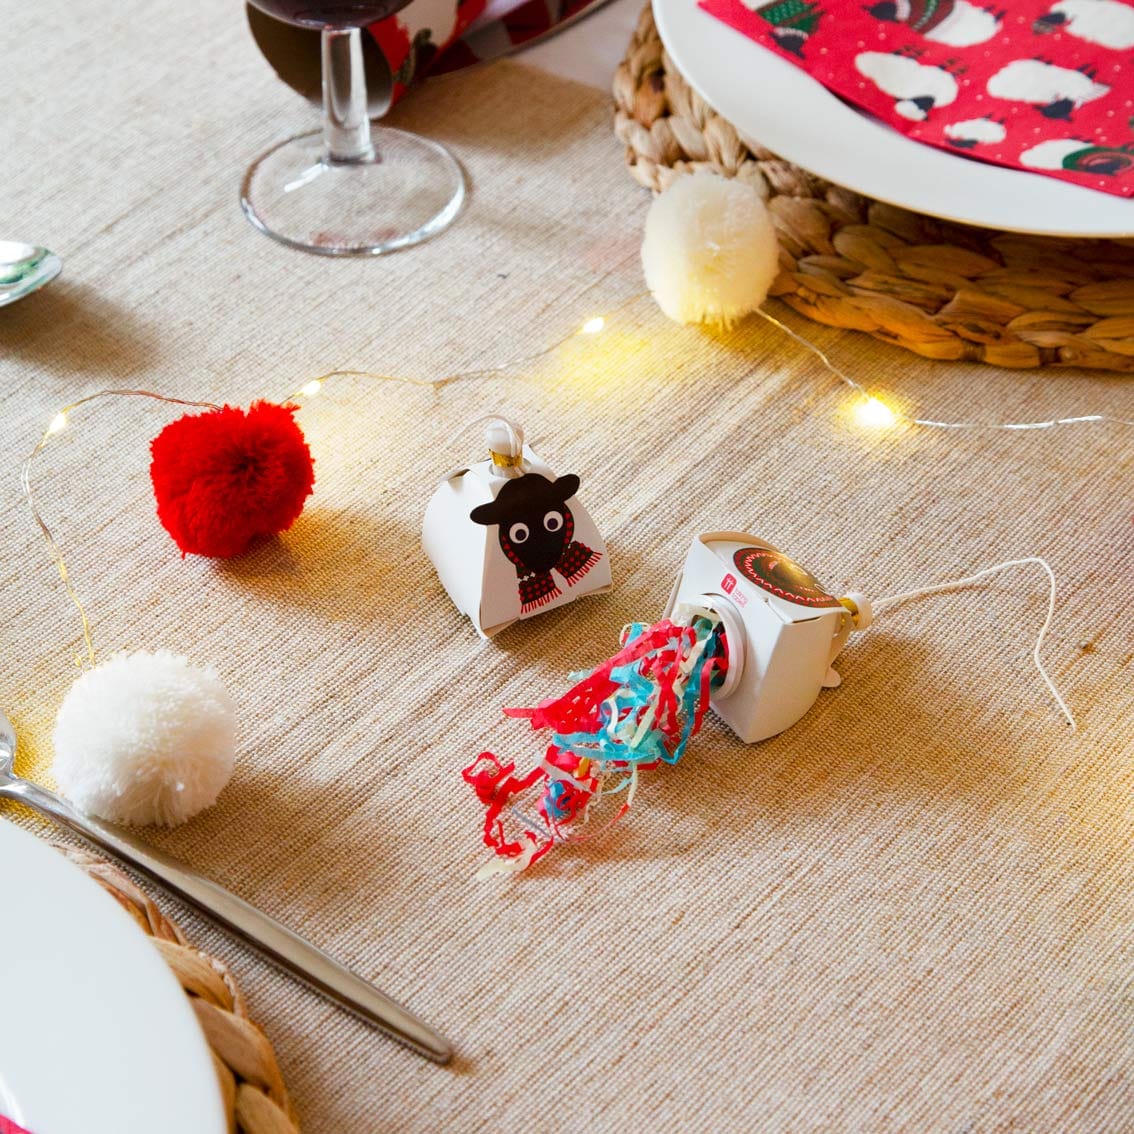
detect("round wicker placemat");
top-left (613, 5), bottom-right (1134, 372)
top-left (57, 844), bottom-right (300, 1134)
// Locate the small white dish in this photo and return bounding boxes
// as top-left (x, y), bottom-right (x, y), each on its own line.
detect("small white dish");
top-left (0, 244), bottom-right (61, 308)
top-left (653, 0), bottom-right (1134, 238)
top-left (0, 819), bottom-right (227, 1134)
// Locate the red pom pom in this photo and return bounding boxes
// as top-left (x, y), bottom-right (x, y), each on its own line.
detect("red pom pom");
top-left (150, 401), bottom-right (315, 558)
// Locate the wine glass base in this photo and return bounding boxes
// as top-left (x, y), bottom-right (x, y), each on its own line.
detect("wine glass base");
top-left (241, 126), bottom-right (465, 256)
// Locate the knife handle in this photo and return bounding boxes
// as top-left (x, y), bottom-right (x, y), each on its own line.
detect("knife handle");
top-left (3, 777), bottom-right (451, 1064)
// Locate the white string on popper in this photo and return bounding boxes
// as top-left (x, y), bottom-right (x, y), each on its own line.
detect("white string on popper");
top-left (444, 414), bottom-right (524, 458)
top-left (873, 557), bottom-right (1076, 730)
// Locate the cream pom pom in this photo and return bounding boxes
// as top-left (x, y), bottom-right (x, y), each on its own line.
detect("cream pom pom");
top-left (641, 171), bottom-right (781, 326)
top-left (53, 650), bottom-right (236, 827)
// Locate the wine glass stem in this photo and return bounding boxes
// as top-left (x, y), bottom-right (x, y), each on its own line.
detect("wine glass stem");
top-left (322, 26), bottom-right (374, 163)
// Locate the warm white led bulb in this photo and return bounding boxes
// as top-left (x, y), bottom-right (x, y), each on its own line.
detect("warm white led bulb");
top-left (299, 380), bottom-right (322, 397)
top-left (580, 316), bottom-right (605, 335)
top-left (47, 412), bottom-right (68, 435)
top-left (855, 397), bottom-right (897, 429)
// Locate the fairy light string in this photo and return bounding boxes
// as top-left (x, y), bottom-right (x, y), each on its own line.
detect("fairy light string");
top-left (19, 300), bottom-right (627, 668)
top-left (22, 389), bottom-right (222, 668)
top-left (281, 294), bottom-right (627, 403)
top-left (289, 302), bottom-right (1134, 433)
top-left (753, 307), bottom-right (1134, 432)
top-left (21, 295), bottom-right (1133, 671)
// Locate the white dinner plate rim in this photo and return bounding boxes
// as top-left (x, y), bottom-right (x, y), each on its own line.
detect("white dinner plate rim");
top-left (652, 0), bottom-right (1134, 239)
top-left (0, 819), bottom-right (228, 1134)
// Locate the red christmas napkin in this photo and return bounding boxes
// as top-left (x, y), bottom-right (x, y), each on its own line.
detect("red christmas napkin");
top-left (699, 0), bottom-right (1134, 196)
top-left (0, 1117), bottom-right (31, 1134)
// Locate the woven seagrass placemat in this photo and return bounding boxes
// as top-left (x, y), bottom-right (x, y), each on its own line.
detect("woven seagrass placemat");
top-left (614, 4), bottom-right (1134, 372)
top-left (57, 845), bottom-right (299, 1134)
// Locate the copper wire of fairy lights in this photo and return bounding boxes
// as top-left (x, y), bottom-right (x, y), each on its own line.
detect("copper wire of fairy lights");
top-left (20, 293), bottom-right (1134, 670)
top-left (22, 390), bottom-right (223, 667)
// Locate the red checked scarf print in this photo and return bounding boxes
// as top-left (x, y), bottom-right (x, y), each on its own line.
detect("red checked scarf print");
top-left (699, 0), bottom-right (1134, 196)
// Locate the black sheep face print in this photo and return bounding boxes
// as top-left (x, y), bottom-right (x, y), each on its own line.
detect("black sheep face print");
top-left (470, 473), bottom-right (601, 612)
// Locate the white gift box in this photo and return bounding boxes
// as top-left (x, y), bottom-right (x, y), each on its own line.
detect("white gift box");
top-left (423, 444), bottom-right (612, 638)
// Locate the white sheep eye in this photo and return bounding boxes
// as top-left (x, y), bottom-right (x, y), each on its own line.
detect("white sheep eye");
top-left (509, 522), bottom-right (530, 544)
top-left (543, 510), bottom-right (564, 532)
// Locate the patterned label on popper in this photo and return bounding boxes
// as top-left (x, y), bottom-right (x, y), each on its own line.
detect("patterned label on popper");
top-left (733, 547), bottom-right (841, 607)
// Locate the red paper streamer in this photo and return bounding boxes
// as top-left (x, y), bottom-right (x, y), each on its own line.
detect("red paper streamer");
top-left (463, 615), bottom-right (726, 874)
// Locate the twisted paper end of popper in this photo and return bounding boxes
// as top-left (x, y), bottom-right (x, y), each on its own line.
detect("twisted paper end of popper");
top-left (462, 613), bottom-right (727, 877)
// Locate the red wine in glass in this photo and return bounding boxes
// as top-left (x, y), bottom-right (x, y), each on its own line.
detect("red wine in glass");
top-left (242, 0), bottom-right (464, 254)
top-left (248, 0), bottom-right (411, 27)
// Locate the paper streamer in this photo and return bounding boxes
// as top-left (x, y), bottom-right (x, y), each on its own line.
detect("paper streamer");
top-left (462, 612), bottom-right (726, 876)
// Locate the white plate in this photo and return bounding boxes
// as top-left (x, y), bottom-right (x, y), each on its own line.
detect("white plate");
top-left (0, 820), bottom-right (227, 1134)
top-left (653, 0), bottom-right (1134, 238)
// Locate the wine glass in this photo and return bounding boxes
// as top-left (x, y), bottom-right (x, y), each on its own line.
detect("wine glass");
top-left (242, 1), bottom-right (465, 255)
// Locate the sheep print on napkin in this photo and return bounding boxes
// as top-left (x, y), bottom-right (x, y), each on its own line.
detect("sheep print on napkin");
top-left (698, 0), bottom-right (1134, 196)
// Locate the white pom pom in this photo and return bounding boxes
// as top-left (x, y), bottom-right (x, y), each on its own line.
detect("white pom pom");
top-left (53, 650), bottom-right (236, 827)
top-left (641, 171), bottom-right (780, 326)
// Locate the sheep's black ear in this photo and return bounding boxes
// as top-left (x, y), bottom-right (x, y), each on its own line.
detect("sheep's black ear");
top-left (552, 474), bottom-right (581, 502)
top-left (470, 501), bottom-right (502, 526)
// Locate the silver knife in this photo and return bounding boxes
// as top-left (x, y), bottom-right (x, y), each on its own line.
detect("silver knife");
top-left (0, 711), bottom-right (451, 1064)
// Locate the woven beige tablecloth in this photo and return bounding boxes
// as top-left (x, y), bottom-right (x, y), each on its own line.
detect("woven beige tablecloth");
top-left (3, 2), bottom-right (1134, 1130)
